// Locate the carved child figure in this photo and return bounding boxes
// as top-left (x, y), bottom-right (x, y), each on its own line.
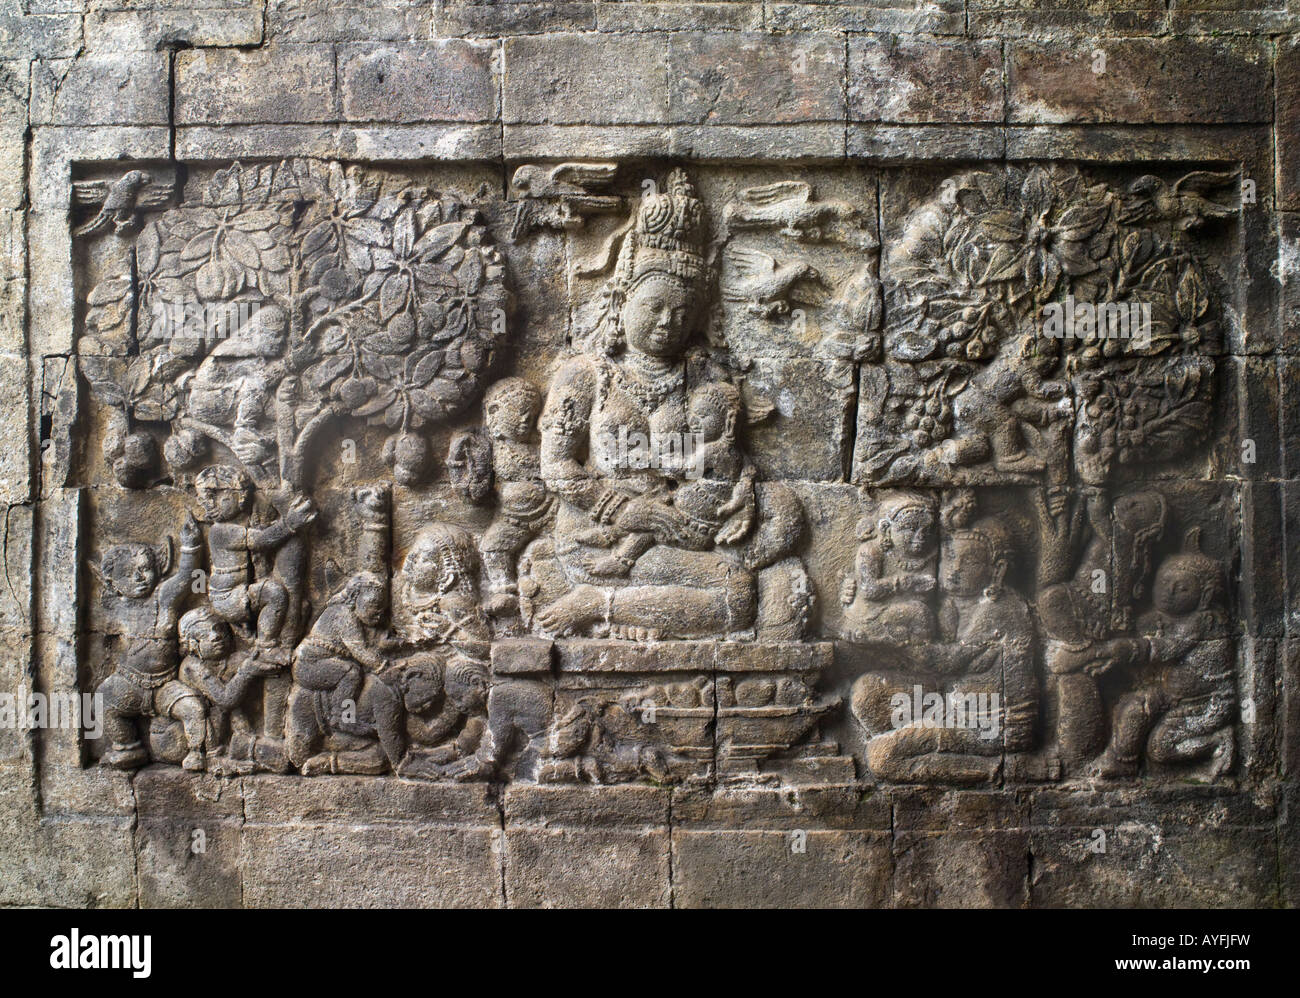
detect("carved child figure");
top-left (947, 333), bottom-right (1071, 473)
top-left (286, 571), bottom-right (395, 772)
top-left (840, 490), bottom-right (938, 644)
top-left (186, 303), bottom-right (290, 467)
top-left (397, 523), bottom-right (492, 663)
top-left (397, 662), bottom-right (492, 781)
top-left (176, 607), bottom-right (286, 772)
top-left (1092, 529), bottom-right (1235, 779)
top-left (95, 516), bottom-right (209, 771)
top-left (194, 465), bottom-right (316, 665)
top-left (581, 381), bottom-right (756, 578)
top-left (476, 378), bottom-right (553, 616)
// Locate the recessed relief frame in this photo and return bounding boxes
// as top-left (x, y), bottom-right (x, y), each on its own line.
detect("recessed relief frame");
top-left (36, 150), bottom-right (1255, 807)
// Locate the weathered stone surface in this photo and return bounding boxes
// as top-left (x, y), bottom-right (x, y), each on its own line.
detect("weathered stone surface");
top-left (1009, 38), bottom-right (1272, 123)
top-left (671, 787), bottom-right (892, 907)
top-left (768, 2), bottom-right (964, 34)
top-left (240, 822), bottom-right (504, 907)
top-left (84, 8), bottom-right (264, 51)
top-left (848, 35), bottom-right (1003, 123)
top-left (503, 784), bottom-right (671, 907)
top-left (0, 61), bottom-right (27, 211)
top-left (1281, 40), bottom-right (1300, 212)
top-left (667, 32), bottom-right (845, 125)
top-left (272, 1), bottom-right (430, 43)
top-left (437, 1), bottom-right (597, 36)
top-left (31, 52), bottom-right (170, 125)
top-left (893, 831), bottom-right (1031, 907)
top-left (0, 354), bottom-right (28, 504)
top-left (848, 123), bottom-right (1006, 161)
top-left (176, 45), bottom-right (337, 124)
top-left (339, 41), bottom-right (498, 123)
top-left (598, 1), bottom-right (763, 32)
top-left (503, 32), bottom-right (668, 124)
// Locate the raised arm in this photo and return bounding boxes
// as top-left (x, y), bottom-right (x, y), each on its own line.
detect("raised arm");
top-left (159, 518), bottom-right (203, 612)
top-left (247, 494), bottom-right (316, 552)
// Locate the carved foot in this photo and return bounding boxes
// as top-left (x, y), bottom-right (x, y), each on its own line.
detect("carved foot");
top-left (584, 555), bottom-right (631, 578)
top-left (1206, 728), bottom-right (1235, 780)
top-left (609, 624), bottom-right (660, 641)
top-left (1086, 749), bottom-right (1137, 780)
top-left (101, 744), bottom-right (150, 770)
top-left (993, 451), bottom-right (1045, 474)
top-left (485, 591), bottom-right (521, 617)
top-left (181, 749), bottom-right (206, 772)
top-left (534, 585), bottom-right (604, 636)
top-left (300, 752), bottom-right (336, 777)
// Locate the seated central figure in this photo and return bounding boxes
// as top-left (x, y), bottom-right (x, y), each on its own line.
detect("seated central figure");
top-left (521, 170), bottom-right (799, 641)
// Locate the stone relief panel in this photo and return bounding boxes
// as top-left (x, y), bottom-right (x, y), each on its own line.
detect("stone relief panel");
top-left (62, 158), bottom-right (1243, 791)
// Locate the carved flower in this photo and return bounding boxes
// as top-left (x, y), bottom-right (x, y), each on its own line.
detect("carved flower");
top-left (1142, 260), bottom-right (1217, 356)
top-left (968, 167), bottom-right (1114, 303)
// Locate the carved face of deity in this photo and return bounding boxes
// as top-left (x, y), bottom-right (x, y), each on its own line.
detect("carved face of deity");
top-left (1153, 565), bottom-right (1204, 617)
top-left (941, 533), bottom-right (994, 598)
top-left (888, 506), bottom-right (936, 559)
top-left (622, 275), bottom-right (694, 359)
top-left (354, 577), bottom-right (389, 627)
top-left (105, 546), bottom-right (158, 599)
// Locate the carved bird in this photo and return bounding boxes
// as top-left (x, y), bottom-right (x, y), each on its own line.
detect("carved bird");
top-left (509, 161), bottom-right (623, 240)
top-left (722, 246), bottom-right (826, 319)
top-left (1118, 171), bottom-right (1240, 231)
top-left (72, 170), bottom-right (173, 237)
top-left (721, 181), bottom-right (872, 245)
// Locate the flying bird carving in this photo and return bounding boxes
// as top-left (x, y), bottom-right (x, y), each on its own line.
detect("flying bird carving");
top-left (1119, 171), bottom-right (1241, 231)
top-left (72, 170), bottom-right (174, 237)
top-left (509, 161), bottom-right (623, 240)
top-left (722, 246), bottom-right (827, 319)
top-left (722, 181), bottom-right (873, 246)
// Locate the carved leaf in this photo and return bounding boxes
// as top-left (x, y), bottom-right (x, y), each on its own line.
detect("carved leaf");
top-left (414, 221), bottom-right (469, 261)
top-left (348, 217), bottom-right (388, 248)
top-left (307, 353), bottom-right (352, 390)
top-left (393, 207), bottom-right (416, 259)
top-left (352, 387), bottom-right (397, 418)
top-left (303, 220), bottom-right (336, 256)
top-left (410, 350), bottom-right (443, 386)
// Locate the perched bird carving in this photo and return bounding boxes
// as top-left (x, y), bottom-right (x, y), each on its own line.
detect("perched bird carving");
top-left (509, 161), bottom-right (623, 240)
top-left (722, 246), bottom-right (826, 319)
top-left (72, 170), bottom-right (173, 237)
top-left (1119, 171), bottom-right (1241, 231)
top-left (722, 181), bottom-right (873, 246)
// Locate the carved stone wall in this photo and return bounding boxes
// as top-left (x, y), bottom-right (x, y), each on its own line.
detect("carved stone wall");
top-left (1, 1), bottom-right (1297, 908)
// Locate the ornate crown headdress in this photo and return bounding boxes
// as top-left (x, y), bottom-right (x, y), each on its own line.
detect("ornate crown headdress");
top-left (614, 169), bottom-right (707, 290)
